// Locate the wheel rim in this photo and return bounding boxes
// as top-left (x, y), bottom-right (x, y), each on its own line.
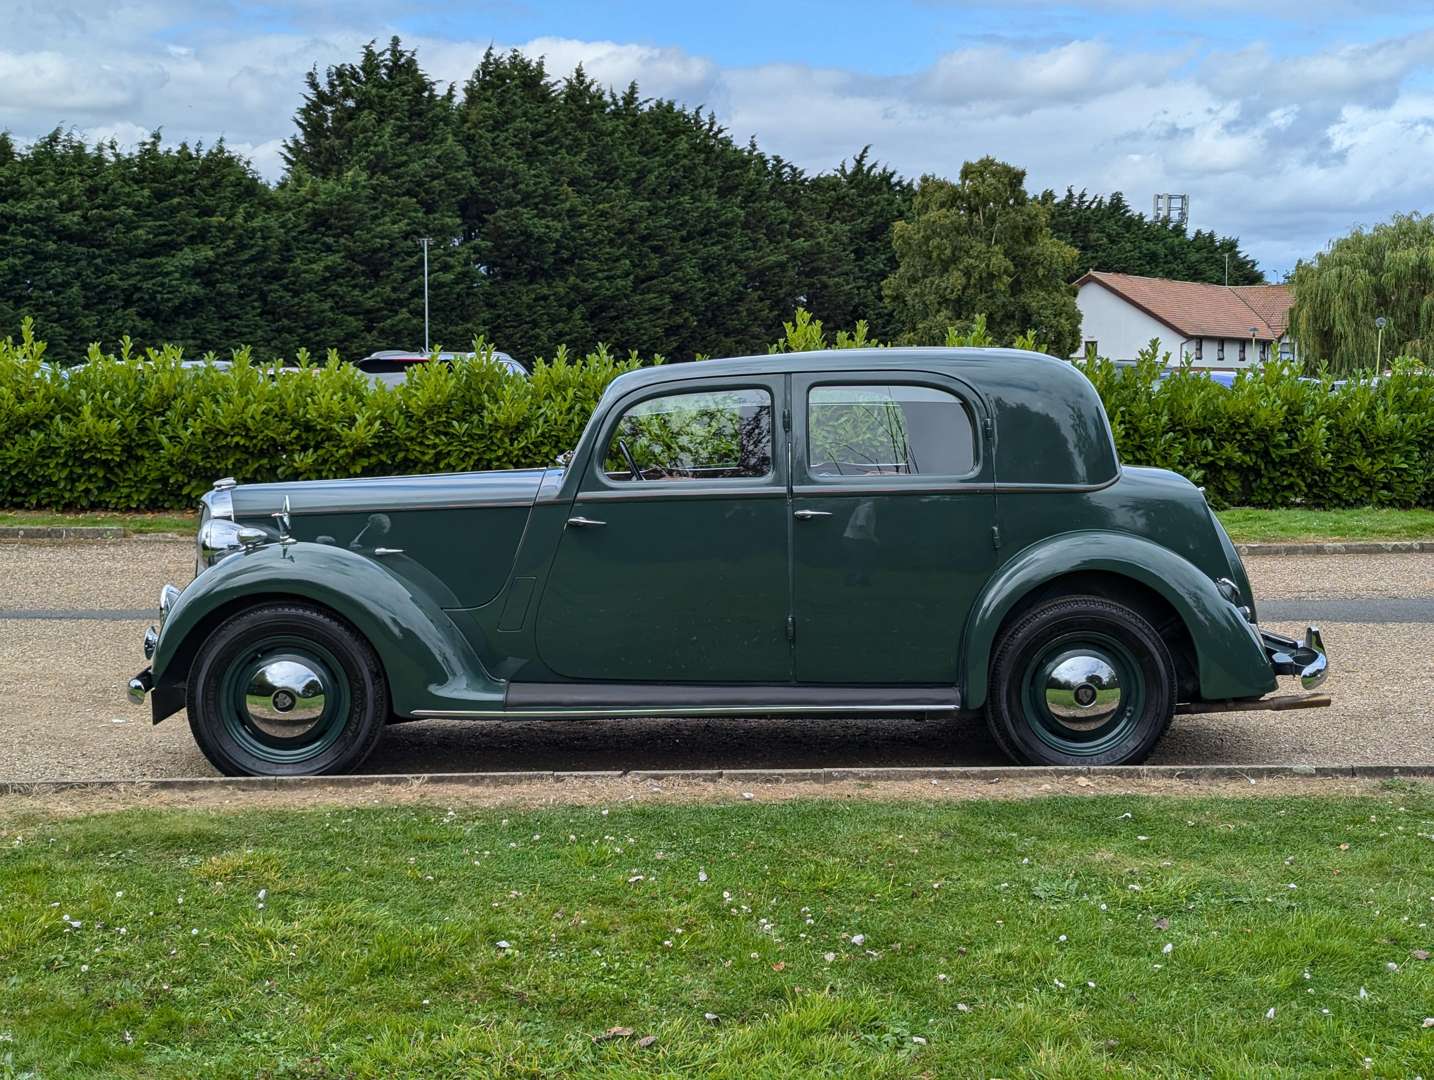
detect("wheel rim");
top-left (217, 636), bottom-right (350, 764)
top-left (1020, 631), bottom-right (1144, 756)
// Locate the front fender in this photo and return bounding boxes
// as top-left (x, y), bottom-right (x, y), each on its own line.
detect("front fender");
top-left (151, 542), bottom-right (504, 720)
top-left (960, 531), bottom-right (1276, 709)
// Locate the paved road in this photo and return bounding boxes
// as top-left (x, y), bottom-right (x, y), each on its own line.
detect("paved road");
top-left (1, 540), bottom-right (1431, 779)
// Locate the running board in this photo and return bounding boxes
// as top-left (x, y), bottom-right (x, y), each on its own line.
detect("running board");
top-left (412, 683), bottom-right (962, 720)
top-left (1176, 692), bottom-right (1331, 716)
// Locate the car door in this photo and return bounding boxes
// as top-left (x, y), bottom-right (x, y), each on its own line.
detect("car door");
top-left (535, 376), bottom-right (792, 683)
top-left (790, 372), bottom-right (997, 685)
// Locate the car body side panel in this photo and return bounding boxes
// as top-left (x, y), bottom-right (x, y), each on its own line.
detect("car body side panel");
top-left (960, 529), bottom-right (1276, 709)
top-left (228, 470), bottom-right (545, 608)
top-left (150, 542), bottom-right (505, 719)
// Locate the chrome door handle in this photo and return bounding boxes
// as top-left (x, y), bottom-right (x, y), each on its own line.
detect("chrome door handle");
top-left (566, 516), bottom-right (607, 528)
top-left (793, 510), bottom-right (833, 519)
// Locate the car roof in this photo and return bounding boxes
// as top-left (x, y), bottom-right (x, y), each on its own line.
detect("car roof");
top-left (600, 347), bottom-right (1119, 488)
top-left (607, 347), bottom-right (1072, 391)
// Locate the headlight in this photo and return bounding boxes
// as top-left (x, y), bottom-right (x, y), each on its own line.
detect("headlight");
top-left (198, 516), bottom-right (251, 567)
top-left (196, 480), bottom-right (257, 569)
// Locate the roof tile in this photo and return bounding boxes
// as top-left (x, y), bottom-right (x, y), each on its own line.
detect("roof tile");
top-left (1079, 271), bottom-right (1292, 340)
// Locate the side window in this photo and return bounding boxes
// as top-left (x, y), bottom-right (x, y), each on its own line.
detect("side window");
top-left (604, 388), bottom-right (773, 482)
top-left (807, 384), bottom-right (975, 478)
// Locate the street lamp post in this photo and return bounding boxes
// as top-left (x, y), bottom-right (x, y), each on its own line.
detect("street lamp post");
top-left (420, 237), bottom-right (433, 353)
top-left (1375, 316), bottom-right (1388, 371)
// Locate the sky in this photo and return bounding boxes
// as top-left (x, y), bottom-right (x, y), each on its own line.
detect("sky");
top-left (3, 1), bottom-right (1434, 277)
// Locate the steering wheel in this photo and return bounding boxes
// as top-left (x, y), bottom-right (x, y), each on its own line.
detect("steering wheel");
top-left (618, 439), bottom-right (645, 481)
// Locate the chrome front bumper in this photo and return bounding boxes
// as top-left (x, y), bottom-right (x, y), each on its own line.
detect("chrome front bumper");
top-left (1261, 625), bottom-right (1328, 690)
top-left (127, 583), bottom-right (179, 706)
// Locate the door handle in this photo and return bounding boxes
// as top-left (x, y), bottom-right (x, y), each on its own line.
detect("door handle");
top-left (793, 510), bottom-right (833, 519)
top-left (566, 516), bottom-right (607, 528)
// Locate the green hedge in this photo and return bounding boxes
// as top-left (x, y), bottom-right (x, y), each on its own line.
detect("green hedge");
top-left (1081, 348), bottom-right (1434, 508)
top-left (4, 322), bottom-right (1434, 510)
top-left (0, 323), bottom-right (644, 510)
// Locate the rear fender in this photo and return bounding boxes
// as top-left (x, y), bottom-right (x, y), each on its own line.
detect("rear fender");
top-left (961, 531), bottom-right (1275, 709)
top-left (150, 542), bottom-right (504, 720)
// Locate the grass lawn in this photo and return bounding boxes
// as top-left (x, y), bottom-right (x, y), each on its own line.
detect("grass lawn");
top-left (0, 509), bottom-right (196, 534)
top-left (1216, 507), bottom-right (1434, 544)
top-left (3, 790), bottom-right (1434, 1077)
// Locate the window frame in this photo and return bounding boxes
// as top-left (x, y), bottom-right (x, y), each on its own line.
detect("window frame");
top-left (582, 378), bottom-right (786, 498)
top-left (794, 372), bottom-right (985, 491)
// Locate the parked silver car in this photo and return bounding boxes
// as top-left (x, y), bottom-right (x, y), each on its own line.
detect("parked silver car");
top-left (355, 349), bottom-right (527, 387)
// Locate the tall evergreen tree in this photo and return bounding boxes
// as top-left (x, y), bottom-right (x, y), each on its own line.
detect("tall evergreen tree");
top-left (0, 130), bottom-right (277, 360)
top-left (801, 148), bottom-right (913, 341)
top-left (1042, 188), bottom-right (1262, 284)
top-left (884, 158), bottom-right (1081, 354)
top-left (277, 37), bottom-right (471, 358)
top-left (456, 49), bottom-right (813, 360)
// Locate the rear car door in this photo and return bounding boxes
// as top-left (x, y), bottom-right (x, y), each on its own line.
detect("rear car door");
top-left (535, 377), bottom-right (792, 683)
top-left (790, 372), bottom-right (997, 685)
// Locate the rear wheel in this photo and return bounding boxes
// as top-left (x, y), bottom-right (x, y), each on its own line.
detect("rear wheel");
top-left (187, 603), bottom-right (387, 776)
top-left (986, 595), bottom-right (1176, 766)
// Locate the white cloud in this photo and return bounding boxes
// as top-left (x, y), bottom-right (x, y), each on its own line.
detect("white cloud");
top-left (1, 6), bottom-right (1433, 274)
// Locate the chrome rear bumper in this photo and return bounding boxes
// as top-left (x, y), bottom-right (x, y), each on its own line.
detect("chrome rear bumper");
top-left (1261, 625), bottom-right (1328, 690)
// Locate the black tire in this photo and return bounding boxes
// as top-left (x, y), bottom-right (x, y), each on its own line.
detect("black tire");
top-left (187, 603), bottom-right (388, 777)
top-left (986, 595), bottom-right (1176, 767)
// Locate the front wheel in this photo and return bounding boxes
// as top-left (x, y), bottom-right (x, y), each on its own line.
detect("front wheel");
top-left (986, 595), bottom-right (1176, 766)
top-left (187, 603), bottom-right (388, 776)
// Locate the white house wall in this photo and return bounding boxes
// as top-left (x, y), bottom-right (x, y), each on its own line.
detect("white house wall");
top-left (1073, 282), bottom-right (1185, 362)
top-left (1073, 282), bottom-right (1275, 368)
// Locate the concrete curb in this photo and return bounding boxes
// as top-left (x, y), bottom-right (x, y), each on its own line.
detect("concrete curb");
top-left (1237, 540), bottom-right (1434, 556)
top-left (0, 525), bottom-right (127, 540)
top-left (4, 763), bottom-right (1433, 796)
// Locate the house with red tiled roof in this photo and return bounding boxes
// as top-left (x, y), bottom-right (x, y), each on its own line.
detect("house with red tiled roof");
top-left (1073, 271), bottom-right (1295, 367)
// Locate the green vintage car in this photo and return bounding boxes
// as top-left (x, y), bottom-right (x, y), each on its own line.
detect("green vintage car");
top-left (128, 348), bottom-right (1328, 776)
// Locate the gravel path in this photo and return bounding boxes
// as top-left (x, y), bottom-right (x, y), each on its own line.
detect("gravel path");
top-left (1, 540), bottom-right (1430, 780)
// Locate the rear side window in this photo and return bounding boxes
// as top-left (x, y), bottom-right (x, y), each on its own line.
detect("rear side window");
top-left (807, 384), bottom-right (975, 478)
top-left (604, 388), bottom-right (773, 482)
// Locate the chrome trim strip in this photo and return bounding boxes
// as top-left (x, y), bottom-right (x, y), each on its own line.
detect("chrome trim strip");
top-left (792, 482), bottom-right (993, 497)
top-left (575, 487), bottom-right (789, 502)
top-left (410, 704), bottom-right (961, 719)
top-left (991, 478), bottom-right (1120, 494)
top-left (284, 500), bottom-right (533, 515)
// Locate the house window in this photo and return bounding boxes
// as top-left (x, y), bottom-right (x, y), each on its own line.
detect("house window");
top-left (1260, 341), bottom-right (1270, 362)
top-left (1194, 339), bottom-right (1203, 361)
top-left (1083, 340), bottom-right (1098, 357)
top-left (1217, 340), bottom-right (1225, 363)
top-left (1239, 340), bottom-right (1247, 363)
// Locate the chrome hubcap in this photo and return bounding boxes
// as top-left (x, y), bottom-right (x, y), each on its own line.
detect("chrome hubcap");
top-left (243, 659), bottom-right (327, 737)
top-left (1044, 655), bottom-right (1121, 731)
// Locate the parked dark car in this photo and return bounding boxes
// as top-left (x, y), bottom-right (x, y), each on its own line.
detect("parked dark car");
top-left (356, 349), bottom-right (527, 387)
top-left (129, 347), bottom-right (1329, 776)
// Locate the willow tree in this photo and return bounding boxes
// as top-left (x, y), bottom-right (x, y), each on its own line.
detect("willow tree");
top-left (1290, 212), bottom-right (1434, 374)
